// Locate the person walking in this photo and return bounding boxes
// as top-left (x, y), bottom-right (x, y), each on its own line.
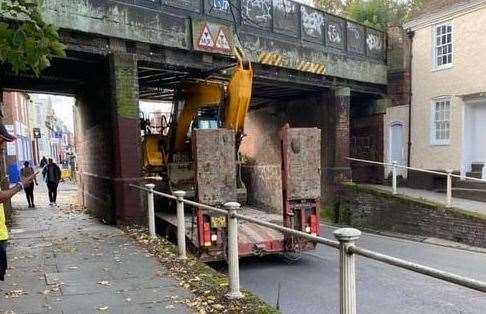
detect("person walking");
top-left (42, 158), bottom-right (61, 206)
top-left (39, 156), bottom-right (47, 168)
top-left (20, 161), bottom-right (38, 208)
top-left (0, 122), bottom-right (37, 281)
top-left (69, 155), bottom-right (76, 183)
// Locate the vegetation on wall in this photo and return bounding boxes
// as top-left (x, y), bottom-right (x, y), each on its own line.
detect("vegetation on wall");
top-left (0, 0), bottom-right (65, 76)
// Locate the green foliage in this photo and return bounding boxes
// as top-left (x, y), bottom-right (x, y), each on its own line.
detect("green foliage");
top-left (346, 0), bottom-right (422, 29)
top-left (313, 0), bottom-right (346, 14)
top-left (0, 0), bottom-right (65, 76)
top-left (346, 0), bottom-right (389, 29)
top-left (314, 0), bottom-right (424, 30)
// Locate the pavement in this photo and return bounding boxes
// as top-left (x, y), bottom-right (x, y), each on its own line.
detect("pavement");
top-left (0, 182), bottom-right (193, 314)
top-left (362, 184), bottom-right (486, 216)
top-left (234, 224), bottom-right (486, 314)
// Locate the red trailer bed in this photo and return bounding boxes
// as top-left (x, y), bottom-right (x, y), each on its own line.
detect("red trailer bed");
top-left (156, 206), bottom-right (290, 262)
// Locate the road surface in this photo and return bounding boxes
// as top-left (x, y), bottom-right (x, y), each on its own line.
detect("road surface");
top-left (221, 225), bottom-right (486, 313)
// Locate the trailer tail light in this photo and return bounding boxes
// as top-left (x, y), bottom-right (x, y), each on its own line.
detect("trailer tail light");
top-left (309, 214), bottom-right (318, 236)
top-left (203, 222), bottom-right (211, 247)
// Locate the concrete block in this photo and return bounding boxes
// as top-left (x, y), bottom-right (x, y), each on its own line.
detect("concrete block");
top-left (193, 129), bottom-right (237, 205)
top-left (284, 128), bottom-right (321, 200)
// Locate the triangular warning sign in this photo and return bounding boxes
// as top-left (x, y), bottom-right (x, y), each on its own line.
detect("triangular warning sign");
top-left (198, 24), bottom-right (215, 48)
top-left (215, 28), bottom-right (230, 51)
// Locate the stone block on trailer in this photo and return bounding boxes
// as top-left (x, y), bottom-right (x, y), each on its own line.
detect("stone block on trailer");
top-left (193, 129), bottom-right (236, 205)
top-left (284, 127), bottom-right (321, 200)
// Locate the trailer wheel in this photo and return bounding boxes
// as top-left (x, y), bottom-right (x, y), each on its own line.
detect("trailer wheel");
top-left (282, 236), bottom-right (303, 263)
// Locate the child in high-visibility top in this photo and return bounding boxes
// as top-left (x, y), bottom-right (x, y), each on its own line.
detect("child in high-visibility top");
top-left (0, 122), bottom-right (36, 281)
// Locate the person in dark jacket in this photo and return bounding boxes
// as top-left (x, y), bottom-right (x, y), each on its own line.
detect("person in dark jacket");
top-left (39, 156), bottom-right (47, 168)
top-left (20, 161), bottom-right (38, 208)
top-left (42, 158), bottom-right (61, 205)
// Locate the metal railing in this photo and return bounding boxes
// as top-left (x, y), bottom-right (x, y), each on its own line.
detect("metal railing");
top-left (131, 184), bottom-right (486, 313)
top-left (347, 157), bottom-right (486, 208)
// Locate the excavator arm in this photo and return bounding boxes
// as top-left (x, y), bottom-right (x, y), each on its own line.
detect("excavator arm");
top-left (173, 82), bottom-right (224, 152)
top-left (173, 59), bottom-right (253, 153)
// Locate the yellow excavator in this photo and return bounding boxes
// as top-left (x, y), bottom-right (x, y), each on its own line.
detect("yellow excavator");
top-left (142, 50), bottom-right (320, 263)
top-left (141, 48), bottom-right (253, 200)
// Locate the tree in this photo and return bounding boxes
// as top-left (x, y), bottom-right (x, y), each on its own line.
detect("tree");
top-left (346, 0), bottom-right (391, 29)
top-left (313, 0), bottom-right (347, 14)
top-left (0, 0), bottom-right (65, 76)
top-left (314, 0), bottom-right (424, 30)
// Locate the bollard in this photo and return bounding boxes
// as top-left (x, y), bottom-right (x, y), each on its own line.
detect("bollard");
top-left (334, 228), bottom-right (361, 314)
top-left (173, 190), bottom-right (187, 260)
top-left (225, 202), bottom-right (242, 299)
top-left (145, 184), bottom-right (156, 238)
top-left (446, 170), bottom-right (452, 208)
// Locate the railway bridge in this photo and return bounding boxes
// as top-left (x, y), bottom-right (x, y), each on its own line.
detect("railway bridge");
top-left (0, 0), bottom-right (387, 223)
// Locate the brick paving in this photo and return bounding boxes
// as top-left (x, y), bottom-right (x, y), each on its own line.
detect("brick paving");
top-left (0, 182), bottom-right (193, 314)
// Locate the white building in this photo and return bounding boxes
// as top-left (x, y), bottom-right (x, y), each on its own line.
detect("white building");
top-left (401, 0), bottom-right (486, 185)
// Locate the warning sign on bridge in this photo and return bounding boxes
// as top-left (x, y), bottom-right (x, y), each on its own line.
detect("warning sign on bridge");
top-left (192, 20), bottom-right (234, 55)
top-left (215, 28), bottom-right (230, 51)
top-left (197, 24), bottom-right (215, 48)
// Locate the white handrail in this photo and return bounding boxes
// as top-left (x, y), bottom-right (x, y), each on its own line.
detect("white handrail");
top-left (131, 184), bottom-right (486, 314)
top-left (347, 157), bottom-right (486, 208)
top-left (346, 157), bottom-right (486, 183)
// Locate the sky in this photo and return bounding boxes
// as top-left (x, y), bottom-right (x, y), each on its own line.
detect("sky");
top-left (29, 94), bottom-right (75, 133)
top-left (50, 95), bottom-right (75, 132)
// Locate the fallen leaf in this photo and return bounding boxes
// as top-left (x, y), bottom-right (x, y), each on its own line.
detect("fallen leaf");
top-left (213, 304), bottom-right (224, 310)
top-left (97, 280), bottom-right (111, 287)
top-left (5, 289), bottom-right (27, 298)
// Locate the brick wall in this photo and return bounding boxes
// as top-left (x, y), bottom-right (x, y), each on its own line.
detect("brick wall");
top-left (76, 74), bottom-right (116, 223)
top-left (350, 114), bottom-right (384, 183)
top-left (386, 27), bottom-right (411, 108)
top-left (109, 53), bottom-right (143, 224)
top-left (338, 184), bottom-right (486, 248)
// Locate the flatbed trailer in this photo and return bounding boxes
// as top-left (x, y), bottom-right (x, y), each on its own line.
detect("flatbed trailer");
top-left (155, 205), bottom-right (316, 262)
top-left (151, 126), bottom-right (321, 262)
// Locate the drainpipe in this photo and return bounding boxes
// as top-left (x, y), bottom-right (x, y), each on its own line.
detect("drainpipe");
top-left (406, 28), bottom-right (414, 168)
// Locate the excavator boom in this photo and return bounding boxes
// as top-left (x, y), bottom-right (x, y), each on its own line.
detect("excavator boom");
top-left (173, 82), bottom-right (224, 153)
top-left (172, 61), bottom-right (253, 153)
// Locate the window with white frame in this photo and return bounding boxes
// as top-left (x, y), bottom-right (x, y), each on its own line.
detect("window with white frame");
top-left (432, 98), bottom-right (451, 145)
top-left (433, 22), bottom-right (453, 69)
